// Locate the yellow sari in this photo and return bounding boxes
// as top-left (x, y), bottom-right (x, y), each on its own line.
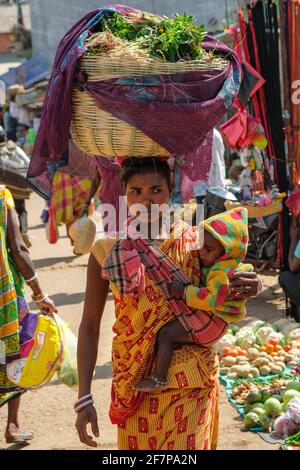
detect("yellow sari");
top-left (91, 227), bottom-right (219, 450)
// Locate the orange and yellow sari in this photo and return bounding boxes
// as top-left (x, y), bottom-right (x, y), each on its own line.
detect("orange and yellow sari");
top-left (92, 227), bottom-right (219, 450)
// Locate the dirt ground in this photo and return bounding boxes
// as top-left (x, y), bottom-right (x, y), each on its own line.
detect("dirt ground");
top-left (0, 194), bottom-right (287, 450)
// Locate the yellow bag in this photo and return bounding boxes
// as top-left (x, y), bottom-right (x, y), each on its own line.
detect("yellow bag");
top-left (7, 313), bottom-right (63, 389)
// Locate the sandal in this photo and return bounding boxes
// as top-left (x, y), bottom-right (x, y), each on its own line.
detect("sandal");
top-left (136, 375), bottom-right (168, 392)
top-left (5, 424), bottom-right (34, 444)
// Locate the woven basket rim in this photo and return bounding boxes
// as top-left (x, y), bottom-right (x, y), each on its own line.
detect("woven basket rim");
top-left (80, 53), bottom-right (228, 70)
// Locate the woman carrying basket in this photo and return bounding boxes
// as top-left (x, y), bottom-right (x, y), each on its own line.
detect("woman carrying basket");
top-left (75, 158), bottom-right (261, 450)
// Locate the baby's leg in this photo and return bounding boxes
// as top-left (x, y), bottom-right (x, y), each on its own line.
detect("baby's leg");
top-left (136, 320), bottom-right (190, 392)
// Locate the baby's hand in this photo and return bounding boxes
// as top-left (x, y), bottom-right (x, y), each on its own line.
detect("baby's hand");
top-left (167, 281), bottom-right (186, 298)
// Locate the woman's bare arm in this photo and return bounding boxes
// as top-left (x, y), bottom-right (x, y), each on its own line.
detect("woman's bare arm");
top-left (7, 206), bottom-right (36, 281)
top-left (82, 172), bottom-right (101, 215)
top-left (77, 252), bottom-right (109, 396)
top-left (76, 252), bottom-right (109, 447)
top-left (7, 206), bottom-right (57, 313)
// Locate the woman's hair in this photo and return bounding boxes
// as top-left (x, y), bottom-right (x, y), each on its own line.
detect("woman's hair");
top-left (120, 157), bottom-right (172, 189)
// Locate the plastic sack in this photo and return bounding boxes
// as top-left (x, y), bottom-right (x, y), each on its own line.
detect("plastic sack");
top-left (7, 313), bottom-right (63, 389)
top-left (56, 316), bottom-right (78, 389)
top-left (287, 397), bottom-right (300, 425)
top-left (68, 215), bottom-right (96, 255)
top-left (274, 413), bottom-right (299, 436)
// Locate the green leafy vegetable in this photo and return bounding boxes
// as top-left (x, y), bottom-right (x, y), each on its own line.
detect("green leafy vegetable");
top-left (101, 12), bottom-right (206, 62)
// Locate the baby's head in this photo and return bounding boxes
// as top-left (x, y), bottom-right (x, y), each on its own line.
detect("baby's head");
top-left (199, 207), bottom-right (249, 266)
top-left (198, 230), bottom-right (225, 267)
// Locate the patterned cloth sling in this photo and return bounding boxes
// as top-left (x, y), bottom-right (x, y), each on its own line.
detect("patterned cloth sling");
top-left (102, 229), bottom-right (227, 346)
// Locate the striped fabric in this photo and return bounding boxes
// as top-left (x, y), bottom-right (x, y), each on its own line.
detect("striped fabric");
top-left (50, 170), bottom-right (92, 226)
top-left (94, 224), bottom-right (220, 449)
top-left (0, 186), bottom-right (29, 404)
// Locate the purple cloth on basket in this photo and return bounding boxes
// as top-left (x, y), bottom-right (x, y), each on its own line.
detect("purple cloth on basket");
top-left (58, 140), bottom-right (97, 179)
top-left (179, 130), bottom-right (214, 202)
top-left (27, 5), bottom-right (241, 199)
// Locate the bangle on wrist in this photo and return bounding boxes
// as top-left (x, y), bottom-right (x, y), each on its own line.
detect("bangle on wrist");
top-left (74, 394), bottom-right (93, 408)
top-left (74, 399), bottom-right (94, 413)
top-left (36, 294), bottom-right (49, 304)
top-left (25, 273), bottom-right (38, 285)
top-left (31, 292), bottom-right (48, 302)
top-left (74, 394), bottom-right (94, 413)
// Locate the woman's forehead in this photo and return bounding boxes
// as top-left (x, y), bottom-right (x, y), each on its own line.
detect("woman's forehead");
top-left (127, 172), bottom-right (167, 187)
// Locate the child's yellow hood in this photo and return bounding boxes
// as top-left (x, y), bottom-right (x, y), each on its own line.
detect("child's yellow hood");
top-left (202, 207), bottom-right (249, 264)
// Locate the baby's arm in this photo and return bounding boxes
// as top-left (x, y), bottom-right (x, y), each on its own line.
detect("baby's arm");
top-left (185, 269), bottom-right (230, 311)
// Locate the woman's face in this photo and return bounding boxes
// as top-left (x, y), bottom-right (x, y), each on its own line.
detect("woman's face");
top-left (125, 171), bottom-right (171, 223)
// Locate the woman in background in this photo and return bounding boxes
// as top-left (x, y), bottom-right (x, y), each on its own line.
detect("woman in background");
top-left (0, 185), bottom-right (57, 443)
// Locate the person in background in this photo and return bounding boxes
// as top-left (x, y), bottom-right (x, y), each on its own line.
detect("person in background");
top-left (279, 215), bottom-right (300, 322)
top-left (81, 156), bottom-right (122, 233)
top-left (49, 140), bottom-right (96, 247)
top-left (16, 124), bottom-right (29, 148)
top-left (3, 104), bottom-right (17, 142)
top-left (8, 96), bottom-right (19, 141)
top-left (0, 125), bottom-right (31, 247)
top-left (0, 185), bottom-right (57, 443)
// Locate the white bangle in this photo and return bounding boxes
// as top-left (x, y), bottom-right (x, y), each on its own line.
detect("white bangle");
top-left (74, 399), bottom-right (94, 413)
top-left (25, 273), bottom-right (38, 284)
top-left (74, 394), bottom-right (93, 407)
top-left (35, 294), bottom-right (49, 303)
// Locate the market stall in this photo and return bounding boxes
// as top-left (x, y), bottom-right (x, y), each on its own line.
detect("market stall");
top-left (218, 319), bottom-right (300, 449)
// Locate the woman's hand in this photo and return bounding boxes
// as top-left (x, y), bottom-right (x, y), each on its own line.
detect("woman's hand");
top-left (167, 281), bottom-right (186, 298)
top-left (37, 297), bottom-right (58, 315)
top-left (75, 405), bottom-right (99, 448)
top-left (229, 271), bottom-right (262, 299)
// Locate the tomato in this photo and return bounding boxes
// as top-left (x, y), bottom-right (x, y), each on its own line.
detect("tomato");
top-left (222, 346), bottom-right (233, 355)
top-left (266, 344), bottom-right (275, 354)
top-left (284, 344), bottom-right (292, 352)
top-left (236, 351), bottom-right (247, 357)
top-left (228, 350), bottom-right (238, 357)
top-left (268, 338), bottom-right (279, 347)
top-left (259, 346), bottom-right (267, 352)
top-left (275, 345), bottom-right (282, 352)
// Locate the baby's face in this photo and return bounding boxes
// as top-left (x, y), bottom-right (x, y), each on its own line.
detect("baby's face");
top-left (198, 230), bottom-right (225, 267)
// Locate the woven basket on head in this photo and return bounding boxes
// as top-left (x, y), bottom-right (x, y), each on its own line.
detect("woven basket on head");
top-left (71, 54), bottom-right (228, 158)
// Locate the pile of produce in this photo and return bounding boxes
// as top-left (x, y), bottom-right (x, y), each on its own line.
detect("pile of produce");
top-left (237, 379), bottom-right (300, 435)
top-left (85, 12), bottom-right (224, 65)
top-left (218, 319), bottom-right (300, 379)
